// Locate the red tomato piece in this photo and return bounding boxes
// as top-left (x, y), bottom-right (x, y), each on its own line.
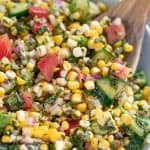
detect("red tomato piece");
top-left (21, 92), bottom-right (32, 110)
top-left (105, 23), bottom-right (126, 44)
top-left (113, 65), bottom-right (128, 80)
top-left (28, 6), bottom-right (49, 18)
top-left (85, 141), bottom-right (94, 150)
top-left (0, 34), bottom-right (12, 59)
top-left (65, 120), bottom-right (79, 136)
top-left (32, 22), bottom-right (53, 33)
top-left (37, 53), bottom-right (62, 81)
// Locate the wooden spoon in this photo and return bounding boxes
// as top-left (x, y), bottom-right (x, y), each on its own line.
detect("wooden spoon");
top-left (96, 0), bottom-right (150, 72)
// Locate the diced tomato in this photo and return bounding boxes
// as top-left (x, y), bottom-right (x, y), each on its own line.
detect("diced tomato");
top-left (21, 92), bottom-right (32, 110)
top-left (32, 22), bottom-right (53, 33)
top-left (37, 53), bottom-right (62, 81)
top-left (113, 65), bottom-right (129, 80)
top-left (28, 6), bottom-right (49, 18)
top-left (0, 34), bottom-right (12, 59)
top-left (65, 120), bottom-right (79, 135)
top-left (105, 23), bottom-right (126, 44)
top-left (85, 141), bottom-right (93, 150)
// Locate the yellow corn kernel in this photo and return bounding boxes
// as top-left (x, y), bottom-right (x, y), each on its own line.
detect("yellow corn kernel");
top-left (61, 121), bottom-right (69, 130)
top-left (105, 44), bottom-right (113, 51)
top-left (97, 60), bottom-right (106, 69)
top-left (99, 138), bottom-right (110, 149)
top-left (91, 137), bottom-right (98, 148)
top-left (102, 67), bottom-right (109, 76)
top-left (40, 144), bottom-right (49, 150)
top-left (98, 2), bottom-right (108, 12)
top-left (86, 29), bottom-right (99, 38)
top-left (93, 42), bottom-right (104, 51)
top-left (91, 67), bottom-right (100, 74)
top-left (77, 103), bottom-right (87, 113)
top-left (5, 1), bottom-right (13, 9)
top-left (1, 135), bottom-right (10, 143)
top-left (57, 15), bottom-right (65, 23)
top-left (50, 122), bottom-right (60, 129)
top-left (26, 62), bottom-right (34, 71)
top-left (111, 63), bottom-right (120, 70)
top-left (123, 102), bottom-right (132, 111)
top-left (118, 147), bottom-right (125, 150)
top-left (120, 114), bottom-right (133, 125)
top-left (48, 128), bottom-right (61, 142)
top-left (81, 67), bottom-right (90, 75)
top-left (67, 81), bottom-right (80, 90)
top-left (49, 46), bottom-right (60, 54)
top-left (108, 135), bottom-right (114, 143)
top-left (0, 87), bottom-right (5, 97)
top-left (119, 54), bottom-right (124, 60)
top-left (87, 38), bottom-right (95, 49)
top-left (33, 129), bottom-right (44, 139)
top-left (143, 86), bottom-right (150, 101)
top-left (17, 77), bottom-right (26, 85)
top-left (41, 2), bottom-right (49, 9)
top-left (82, 115), bottom-right (89, 120)
top-left (0, 13), bottom-right (4, 18)
top-left (63, 61), bottom-right (72, 71)
top-left (0, 72), bottom-right (6, 83)
top-left (68, 22), bottom-right (80, 30)
top-left (124, 43), bottom-right (133, 52)
top-left (113, 108), bottom-right (121, 117)
top-left (38, 126), bottom-right (49, 132)
top-left (114, 40), bottom-right (123, 48)
top-left (71, 92), bottom-right (82, 104)
top-left (84, 80), bottom-right (95, 90)
top-left (138, 100), bottom-right (148, 107)
top-left (53, 35), bottom-right (63, 46)
top-left (1, 16), bottom-right (15, 28)
top-left (5, 125), bottom-right (13, 131)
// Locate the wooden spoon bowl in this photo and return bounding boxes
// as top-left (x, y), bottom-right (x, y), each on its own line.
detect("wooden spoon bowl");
top-left (96, 0), bottom-right (150, 72)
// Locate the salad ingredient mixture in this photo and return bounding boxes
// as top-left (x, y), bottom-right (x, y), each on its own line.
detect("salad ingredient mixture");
top-left (0, 0), bottom-right (149, 150)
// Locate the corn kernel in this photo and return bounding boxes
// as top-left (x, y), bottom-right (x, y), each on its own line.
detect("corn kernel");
top-left (67, 71), bottom-right (78, 81)
top-left (41, 2), bottom-right (48, 9)
top-left (81, 67), bottom-right (90, 75)
top-left (0, 13), bottom-right (4, 18)
top-left (1, 135), bottom-right (10, 143)
top-left (5, 125), bottom-right (13, 131)
top-left (108, 135), bottom-right (114, 142)
top-left (33, 128), bottom-right (44, 139)
top-left (0, 87), bottom-right (5, 97)
top-left (84, 80), bottom-right (95, 90)
top-left (124, 43), bottom-right (133, 52)
top-left (120, 114), bottom-right (133, 125)
top-left (71, 92), bottom-right (82, 104)
top-left (113, 108), bottom-right (121, 117)
top-left (40, 144), bottom-right (48, 150)
top-left (68, 22), bottom-right (80, 30)
top-left (87, 38), bottom-right (95, 49)
top-left (50, 122), bottom-right (60, 129)
top-left (102, 67), bottom-right (109, 76)
top-left (67, 81), bottom-right (80, 90)
top-left (111, 63), bottom-right (120, 70)
top-left (63, 61), bottom-right (72, 71)
top-left (86, 29), bottom-right (99, 38)
top-left (118, 147), bottom-right (125, 150)
top-left (26, 62), bottom-right (34, 71)
top-left (105, 44), bottom-right (113, 51)
top-left (91, 137), bottom-right (98, 148)
top-left (91, 67), bottom-right (100, 74)
top-left (53, 35), bottom-right (63, 45)
top-left (82, 115), bottom-right (89, 120)
top-left (77, 103), bottom-right (87, 113)
top-left (119, 54), bottom-right (124, 60)
top-left (93, 42), bottom-right (104, 51)
top-left (61, 121), bottom-right (69, 130)
top-left (0, 72), bottom-right (6, 83)
top-left (48, 128), bottom-right (61, 142)
top-left (17, 77), bottom-right (26, 85)
top-left (114, 40), bottom-right (123, 48)
top-left (99, 138), bottom-right (110, 149)
top-left (97, 60), bottom-right (106, 69)
top-left (57, 15), bottom-right (65, 23)
top-left (1, 16), bottom-right (15, 28)
top-left (98, 2), bottom-right (108, 12)
top-left (123, 102), bottom-right (132, 111)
